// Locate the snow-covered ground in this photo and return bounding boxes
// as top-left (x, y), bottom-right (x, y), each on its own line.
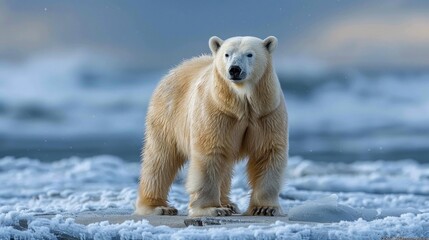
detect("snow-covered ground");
top-left (1, 155), bottom-right (428, 239)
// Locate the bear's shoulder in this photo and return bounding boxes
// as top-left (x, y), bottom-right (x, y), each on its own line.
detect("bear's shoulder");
top-left (178, 54), bottom-right (213, 68)
top-left (168, 54), bottom-right (213, 78)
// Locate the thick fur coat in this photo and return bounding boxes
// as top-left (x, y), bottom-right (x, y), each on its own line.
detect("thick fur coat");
top-left (136, 36), bottom-right (288, 217)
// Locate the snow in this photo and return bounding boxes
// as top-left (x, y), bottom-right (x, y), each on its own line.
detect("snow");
top-left (1, 155), bottom-right (428, 239)
top-left (288, 194), bottom-right (421, 223)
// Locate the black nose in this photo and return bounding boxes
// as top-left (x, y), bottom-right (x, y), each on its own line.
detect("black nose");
top-left (229, 65), bottom-right (242, 79)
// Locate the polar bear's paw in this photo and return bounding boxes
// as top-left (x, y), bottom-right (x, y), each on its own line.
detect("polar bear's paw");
top-left (246, 206), bottom-right (283, 216)
top-left (154, 206), bottom-right (179, 215)
top-left (135, 205), bottom-right (178, 216)
top-left (189, 207), bottom-right (233, 217)
top-left (222, 202), bottom-right (240, 214)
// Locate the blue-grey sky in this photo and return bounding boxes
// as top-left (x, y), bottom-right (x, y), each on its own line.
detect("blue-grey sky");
top-left (1, 0), bottom-right (429, 70)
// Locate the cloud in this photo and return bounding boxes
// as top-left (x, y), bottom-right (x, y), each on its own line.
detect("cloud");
top-left (285, 7), bottom-right (429, 69)
top-left (0, 3), bottom-right (54, 58)
top-left (1, 1), bottom-right (429, 71)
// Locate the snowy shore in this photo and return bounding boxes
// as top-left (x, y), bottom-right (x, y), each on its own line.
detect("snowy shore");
top-left (1, 155), bottom-right (428, 239)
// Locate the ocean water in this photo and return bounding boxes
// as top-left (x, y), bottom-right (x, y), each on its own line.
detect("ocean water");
top-left (0, 53), bottom-right (428, 162)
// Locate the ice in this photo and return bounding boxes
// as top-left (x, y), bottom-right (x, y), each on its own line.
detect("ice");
top-left (1, 212), bottom-right (429, 239)
top-left (288, 194), bottom-right (360, 222)
top-left (1, 155), bottom-right (429, 238)
top-left (287, 157), bottom-right (429, 196)
top-left (288, 194), bottom-right (422, 223)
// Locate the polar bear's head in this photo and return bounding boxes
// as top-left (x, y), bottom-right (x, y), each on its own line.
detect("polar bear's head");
top-left (209, 36), bottom-right (277, 84)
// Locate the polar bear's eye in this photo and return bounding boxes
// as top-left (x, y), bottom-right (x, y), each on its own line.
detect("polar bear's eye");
top-left (247, 53), bottom-right (253, 57)
top-left (225, 54), bottom-right (229, 57)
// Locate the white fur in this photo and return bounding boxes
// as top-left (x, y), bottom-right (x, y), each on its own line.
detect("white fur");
top-left (136, 36), bottom-right (288, 217)
top-left (213, 37), bottom-right (269, 86)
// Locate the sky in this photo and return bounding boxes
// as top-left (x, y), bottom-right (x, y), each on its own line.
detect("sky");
top-left (1, 0), bottom-right (429, 71)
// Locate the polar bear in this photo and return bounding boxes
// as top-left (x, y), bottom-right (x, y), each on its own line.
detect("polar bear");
top-left (135, 36), bottom-right (288, 217)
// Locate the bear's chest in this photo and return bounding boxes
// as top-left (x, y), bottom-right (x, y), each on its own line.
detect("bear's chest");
top-left (229, 108), bottom-right (263, 148)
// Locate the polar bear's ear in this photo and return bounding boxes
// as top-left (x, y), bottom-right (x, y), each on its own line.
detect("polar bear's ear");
top-left (209, 36), bottom-right (223, 54)
top-left (263, 36), bottom-right (278, 53)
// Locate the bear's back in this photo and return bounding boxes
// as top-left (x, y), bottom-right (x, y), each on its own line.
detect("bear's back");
top-left (153, 55), bottom-right (212, 104)
top-left (146, 55), bottom-right (213, 152)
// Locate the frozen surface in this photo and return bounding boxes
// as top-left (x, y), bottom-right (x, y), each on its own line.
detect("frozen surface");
top-left (1, 155), bottom-right (428, 239)
top-left (288, 194), bottom-right (421, 223)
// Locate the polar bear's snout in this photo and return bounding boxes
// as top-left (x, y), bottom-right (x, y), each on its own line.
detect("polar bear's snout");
top-left (228, 65), bottom-right (244, 80)
top-left (225, 51), bottom-right (251, 82)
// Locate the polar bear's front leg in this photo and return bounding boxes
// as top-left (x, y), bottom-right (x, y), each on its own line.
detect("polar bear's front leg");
top-left (186, 153), bottom-right (234, 217)
top-left (220, 168), bottom-right (240, 214)
top-left (245, 149), bottom-right (286, 216)
top-left (135, 135), bottom-right (185, 216)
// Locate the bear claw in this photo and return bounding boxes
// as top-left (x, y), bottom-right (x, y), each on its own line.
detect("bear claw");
top-left (223, 203), bottom-right (240, 214)
top-left (189, 207), bottom-right (233, 217)
top-left (249, 206), bottom-right (280, 216)
top-left (156, 206), bottom-right (178, 215)
top-left (215, 207), bottom-right (233, 216)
